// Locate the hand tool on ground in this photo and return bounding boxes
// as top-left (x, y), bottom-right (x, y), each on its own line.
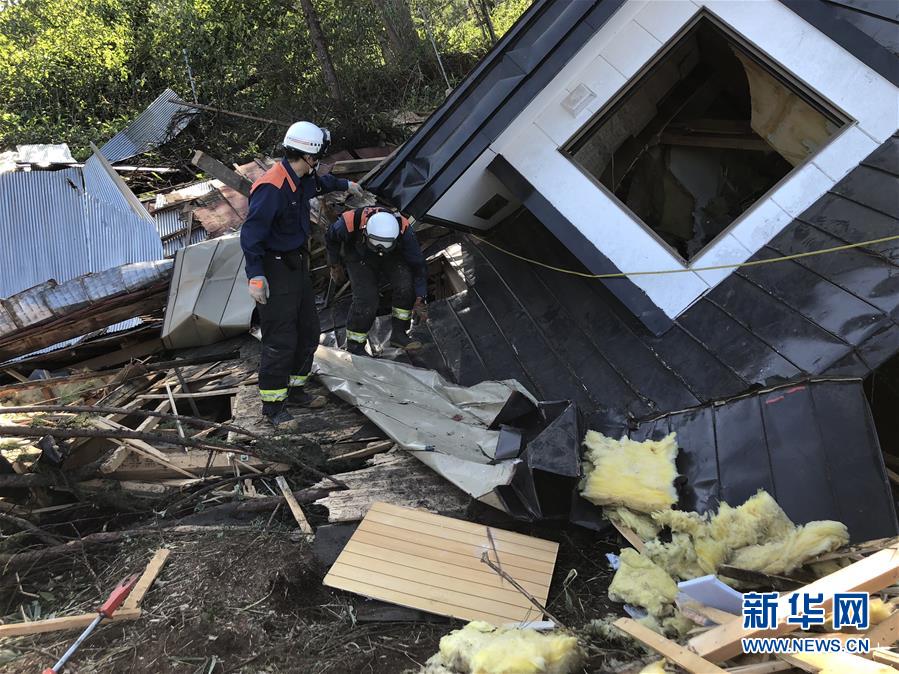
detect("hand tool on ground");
top-left (42, 572), bottom-right (141, 674)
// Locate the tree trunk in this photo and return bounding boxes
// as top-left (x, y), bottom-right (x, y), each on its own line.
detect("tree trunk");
top-left (479, 0), bottom-right (497, 43)
top-left (371, 0), bottom-right (420, 59)
top-left (296, 0), bottom-right (343, 103)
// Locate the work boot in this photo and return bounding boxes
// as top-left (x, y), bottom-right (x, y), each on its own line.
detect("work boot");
top-left (262, 402), bottom-right (301, 431)
top-left (389, 318), bottom-right (422, 351)
top-left (287, 387), bottom-right (327, 409)
top-left (345, 339), bottom-right (367, 356)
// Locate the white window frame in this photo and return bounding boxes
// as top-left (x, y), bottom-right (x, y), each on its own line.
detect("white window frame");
top-left (490, 0), bottom-right (899, 319)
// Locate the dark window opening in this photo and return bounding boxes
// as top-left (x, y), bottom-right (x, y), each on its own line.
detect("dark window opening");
top-left (565, 15), bottom-right (845, 261)
top-left (474, 193), bottom-right (510, 220)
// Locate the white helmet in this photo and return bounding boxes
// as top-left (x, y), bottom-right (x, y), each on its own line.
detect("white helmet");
top-left (365, 211), bottom-right (401, 254)
top-left (283, 120), bottom-right (331, 157)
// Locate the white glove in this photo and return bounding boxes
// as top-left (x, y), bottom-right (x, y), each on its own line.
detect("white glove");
top-left (348, 181), bottom-right (364, 198)
top-left (248, 276), bottom-right (269, 304)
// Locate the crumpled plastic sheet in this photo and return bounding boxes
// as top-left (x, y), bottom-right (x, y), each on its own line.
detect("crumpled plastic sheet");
top-left (313, 345), bottom-right (536, 504)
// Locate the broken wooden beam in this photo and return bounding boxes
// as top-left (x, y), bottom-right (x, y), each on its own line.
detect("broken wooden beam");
top-left (276, 476), bottom-right (313, 534)
top-left (614, 617), bottom-right (727, 673)
top-left (191, 150), bottom-right (252, 197)
top-left (123, 548), bottom-right (170, 610)
top-left (0, 609), bottom-right (143, 637)
top-left (689, 544), bottom-right (899, 662)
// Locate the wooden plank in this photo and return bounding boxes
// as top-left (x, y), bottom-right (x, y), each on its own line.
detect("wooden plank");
top-left (123, 548), bottom-right (171, 610)
top-left (725, 661), bottom-right (792, 673)
top-left (191, 150), bottom-right (252, 197)
top-left (137, 388), bottom-right (241, 400)
top-left (872, 650), bottom-right (899, 667)
top-left (2, 368), bottom-right (29, 383)
top-left (108, 451), bottom-right (286, 481)
top-left (328, 564), bottom-right (530, 621)
top-left (370, 502), bottom-right (557, 552)
top-left (328, 440), bottom-right (394, 462)
top-left (868, 609), bottom-right (899, 648)
top-left (349, 529), bottom-right (551, 586)
top-left (324, 501), bottom-right (558, 625)
top-left (356, 519), bottom-right (555, 575)
top-left (362, 508), bottom-right (558, 562)
top-left (690, 545), bottom-right (899, 662)
top-left (323, 575), bottom-right (517, 626)
top-left (275, 476), bottom-right (312, 534)
top-left (330, 556), bottom-right (533, 609)
top-left (341, 539), bottom-right (549, 595)
top-left (72, 338), bottom-right (162, 371)
top-left (779, 652), bottom-right (897, 673)
top-left (99, 445), bottom-right (133, 475)
top-left (614, 618), bottom-right (728, 673)
top-left (0, 608), bottom-right (142, 637)
top-left (610, 520), bottom-right (647, 554)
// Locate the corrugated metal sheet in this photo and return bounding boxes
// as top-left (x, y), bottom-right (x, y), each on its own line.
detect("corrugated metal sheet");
top-left (84, 149), bottom-right (156, 224)
top-left (154, 208), bottom-right (208, 257)
top-left (154, 207), bottom-right (188, 238)
top-left (0, 166), bottom-right (164, 298)
top-left (162, 227), bottom-right (207, 258)
top-left (99, 88), bottom-right (198, 164)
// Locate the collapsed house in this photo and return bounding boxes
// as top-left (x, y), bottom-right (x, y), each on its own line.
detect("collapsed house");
top-left (362, 0), bottom-right (899, 538)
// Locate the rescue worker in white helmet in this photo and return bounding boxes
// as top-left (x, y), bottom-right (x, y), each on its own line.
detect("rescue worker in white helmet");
top-left (240, 120), bottom-right (364, 428)
top-left (325, 207), bottom-right (428, 355)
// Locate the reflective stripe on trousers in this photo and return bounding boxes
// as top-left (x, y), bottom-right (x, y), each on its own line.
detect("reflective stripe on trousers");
top-left (289, 374), bottom-right (308, 387)
top-left (259, 388), bottom-right (288, 402)
top-left (391, 306), bottom-right (412, 321)
top-left (346, 329), bottom-right (368, 343)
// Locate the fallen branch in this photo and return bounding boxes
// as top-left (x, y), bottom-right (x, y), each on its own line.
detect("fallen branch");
top-left (0, 512), bottom-right (66, 546)
top-left (174, 486), bottom-right (332, 524)
top-left (480, 551), bottom-right (565, 628)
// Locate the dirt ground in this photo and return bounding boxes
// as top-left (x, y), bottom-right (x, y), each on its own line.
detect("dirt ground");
top-left (0, 504), bottom-right (640, 673)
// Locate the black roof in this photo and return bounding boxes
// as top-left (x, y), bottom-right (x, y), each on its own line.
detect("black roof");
top-left (365, 0), bottom-right (898, 217)
top-left (412, 133), bottom-right (899, 433)
top-left (364, 0), bottom-right (624, 215)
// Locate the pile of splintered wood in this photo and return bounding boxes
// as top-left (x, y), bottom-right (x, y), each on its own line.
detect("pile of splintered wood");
top-left (0, 347), bottom-right (355, 551)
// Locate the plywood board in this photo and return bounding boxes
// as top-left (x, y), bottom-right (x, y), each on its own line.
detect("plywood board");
top-left (323, 501), bottom-right (558, 625)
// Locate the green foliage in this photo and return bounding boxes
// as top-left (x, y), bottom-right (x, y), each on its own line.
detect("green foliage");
top-left (0, 0), bottom-right (533, 161)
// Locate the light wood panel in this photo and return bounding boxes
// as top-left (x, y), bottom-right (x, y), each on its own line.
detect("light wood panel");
top-left (324, 501), bottom-right (558, 624)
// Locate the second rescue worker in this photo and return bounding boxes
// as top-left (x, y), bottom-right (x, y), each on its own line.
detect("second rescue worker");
top-left (240, 120), bottom-right (364, 429)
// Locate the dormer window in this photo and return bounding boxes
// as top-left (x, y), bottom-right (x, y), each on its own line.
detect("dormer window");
top-left (564, 15), bottom-right (846, 262)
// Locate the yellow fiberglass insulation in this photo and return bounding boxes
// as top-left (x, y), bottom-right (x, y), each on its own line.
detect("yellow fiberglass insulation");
top-left (609, 548), bottom-right (679, 617)
top-left (728, 520), bottom-right (850, 575)
top-left (708, 490), bottom-right (795, 551)
top-left (605, 506), bottom-right (660, 542)
top-left (425, 621), bottom-right (584, 674)
top-left (651, 509), bottom-right (708, 536)
top-left (581, 431), bottom-right (679, 514)
top-left (644, 533), bottom-right (705, 582)
top-left (638, 660), bottom-right (668, 674)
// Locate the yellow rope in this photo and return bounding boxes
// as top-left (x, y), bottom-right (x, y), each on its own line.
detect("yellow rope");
top-left (469, 233), bottom-right (899, 279)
